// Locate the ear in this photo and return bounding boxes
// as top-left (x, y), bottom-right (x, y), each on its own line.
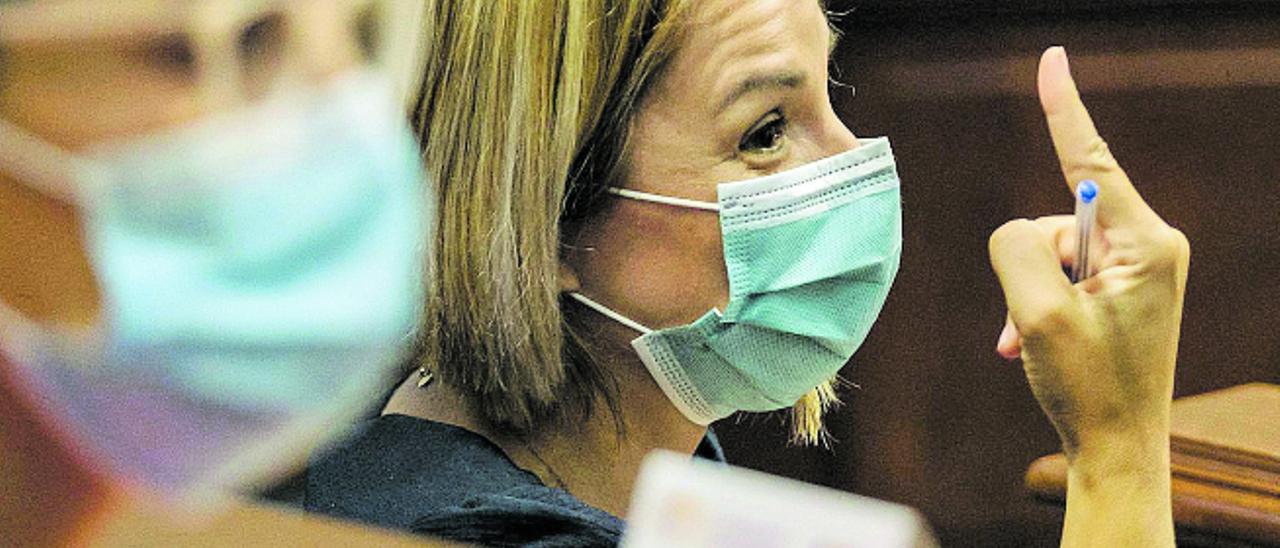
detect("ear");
top-left (558, 260), bottom-right (582, 294)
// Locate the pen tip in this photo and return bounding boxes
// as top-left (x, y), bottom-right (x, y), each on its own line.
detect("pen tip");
top-left (1078, 180), bottom-right (1098, 204)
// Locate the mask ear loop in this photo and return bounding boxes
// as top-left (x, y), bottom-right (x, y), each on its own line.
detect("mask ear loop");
top-left (606, 187), bottom-right (720, 212)
top-left (566, 293), bottom-right (653, 335)
top-left (576, 188), bottom-right (717, 333)
top-left (0, 117), bottom-right (90, 204)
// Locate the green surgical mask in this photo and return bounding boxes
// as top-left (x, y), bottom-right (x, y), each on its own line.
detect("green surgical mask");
top-left (570, 138), bottom-right (902, 424)
top-left (0, 70), bottom-right (426, 500)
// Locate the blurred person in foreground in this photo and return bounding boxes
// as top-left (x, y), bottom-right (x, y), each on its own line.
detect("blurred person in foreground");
top-left (305, 1), bottom-right (1188, 547)
top-left (0, 1), bottom-right (432, 545)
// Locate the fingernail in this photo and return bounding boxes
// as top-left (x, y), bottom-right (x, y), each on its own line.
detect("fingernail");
top-left (997, 323), bottom-right (1014, 347)
top-left (1049, 46), bottom-right (1069, 73)
top-left (996, 321), bottom-right (1022, 360)
top-left (997, 323), bottom-right (1014, 348)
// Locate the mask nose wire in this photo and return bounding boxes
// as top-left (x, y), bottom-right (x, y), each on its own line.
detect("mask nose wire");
top-left (566, 292), bottom-right (653, 335)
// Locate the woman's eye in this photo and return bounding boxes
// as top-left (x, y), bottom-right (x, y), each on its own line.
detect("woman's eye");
top-left (738, 111), bottom-right (788, 154)
top-left (237, 13), bottom-right (287, 68)
top-left (354, 3), bottom-right (383, 61)
top-left (144, 34), bottom-right (197, 75)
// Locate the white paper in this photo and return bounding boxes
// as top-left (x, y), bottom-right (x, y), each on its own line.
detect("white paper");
top-left (622, 450), bottom-right (938, 548)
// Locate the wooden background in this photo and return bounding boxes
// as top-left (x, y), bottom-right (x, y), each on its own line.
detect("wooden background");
top-left (715, 2), bottom-right (1280, 546)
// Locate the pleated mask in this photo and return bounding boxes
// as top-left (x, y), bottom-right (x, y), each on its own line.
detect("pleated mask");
top-left (570, 138), bottom-right (902, 425)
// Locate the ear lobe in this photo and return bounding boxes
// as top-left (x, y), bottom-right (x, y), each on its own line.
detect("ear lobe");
top-left (558, 261), bottom-right (581, 293)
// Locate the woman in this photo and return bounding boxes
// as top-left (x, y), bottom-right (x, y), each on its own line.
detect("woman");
top-left (306, 1), bottom-right (1188, 546)
top-left (0, 1), bottom-right (429, 544)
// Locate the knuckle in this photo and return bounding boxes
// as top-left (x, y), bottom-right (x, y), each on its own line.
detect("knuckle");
top-left (1174, 228), bottom-right (1191, 260)
top-left (989, 218), bottom-right (1035, 253)
top-left (1086, 137), bottom-right (1115, 164)
top-left (1064, 137), bottom-right (1120, 181)
top-left (1149, 226), bottom-right (1191, 270)
top-left (1018, 300), bottom-right (1076, 341)
top-left (1030, 215), bottom-right (1063, 231)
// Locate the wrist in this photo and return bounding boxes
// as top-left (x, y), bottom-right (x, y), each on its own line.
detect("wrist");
top-left (1067, 423), bottom-right (1171, 491)
top-left (1060, 425), bottom-right (1175, 548)
top-left (1060, 399), bottom-right (1170, 458)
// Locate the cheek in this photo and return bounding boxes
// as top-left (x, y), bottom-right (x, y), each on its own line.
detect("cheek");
top-left (0, 179), bottom-right (102, 323)
top-left (575, 202), bottom-right (731, 328)
top-left (2, 47), bottom-right (204, 149)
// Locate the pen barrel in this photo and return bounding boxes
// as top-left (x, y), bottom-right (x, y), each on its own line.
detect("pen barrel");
top-left (1071, 197), bottom-right (1097, 283)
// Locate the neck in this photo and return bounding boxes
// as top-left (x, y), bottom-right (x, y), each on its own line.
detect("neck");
top-left (495, 350), bottom-right (707, 518)
top-left (383, 330), bottom-right (706, 518)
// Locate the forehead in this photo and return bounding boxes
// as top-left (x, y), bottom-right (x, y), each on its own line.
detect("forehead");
top-left (661, 0), bottom-right (829, 101)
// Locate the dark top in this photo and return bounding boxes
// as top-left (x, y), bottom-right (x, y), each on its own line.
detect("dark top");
top-left (303, 414), bottom-right (725, 547)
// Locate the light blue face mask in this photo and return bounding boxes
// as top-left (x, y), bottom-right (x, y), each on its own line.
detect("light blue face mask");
top-left (0, 70), bottom-right (426, 499)
top-left (570, 138), bottom-right (901, 425)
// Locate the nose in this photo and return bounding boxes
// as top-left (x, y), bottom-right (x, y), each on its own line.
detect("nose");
top-left (820, 104), bottom-right (860, 156)
top-left (289, 2), bottom-right (364, 85)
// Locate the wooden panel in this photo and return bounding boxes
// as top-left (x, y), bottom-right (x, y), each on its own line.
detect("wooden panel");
top-left (1170, 383), bottom-right (1280, 471)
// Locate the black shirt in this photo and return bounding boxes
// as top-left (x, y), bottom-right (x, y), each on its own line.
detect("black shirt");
top-left (303, 414), bottom-right (725, 547)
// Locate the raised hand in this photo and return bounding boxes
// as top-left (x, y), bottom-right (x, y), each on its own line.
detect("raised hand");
top-left (988, 47), bottom-right (1188, 547)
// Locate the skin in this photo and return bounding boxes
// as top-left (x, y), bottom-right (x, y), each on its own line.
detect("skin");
top-left (401, 2), bottom-right (1186, 545)
top-left (0, 3), bottom-right (427, 545)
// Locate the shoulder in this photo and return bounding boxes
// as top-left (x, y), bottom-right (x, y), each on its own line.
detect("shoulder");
top-left (412, 484), bottom-right (623, 547)
top-left (304, 414), bottom-right (623, 546)
top-left (304, 414), bottom-right (543, 529)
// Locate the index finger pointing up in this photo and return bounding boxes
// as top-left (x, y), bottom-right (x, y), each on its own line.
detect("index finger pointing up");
top-left (1038, 46), bottom-right (1159, 228)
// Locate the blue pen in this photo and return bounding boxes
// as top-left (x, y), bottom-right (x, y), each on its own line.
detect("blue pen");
top-left (1071, 180), bottom-right (1099, 283)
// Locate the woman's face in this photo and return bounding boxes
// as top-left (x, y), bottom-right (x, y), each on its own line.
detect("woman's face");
top-left (0, 3), bottom-right (371, 323)
top-left (568, 0), bottom-right (857, 333)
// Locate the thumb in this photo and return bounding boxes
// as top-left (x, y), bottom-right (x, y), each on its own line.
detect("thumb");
top-left (997, 318), bottom-right (1022, 360)
top-left (989, 219), bottom-right (1075, 337)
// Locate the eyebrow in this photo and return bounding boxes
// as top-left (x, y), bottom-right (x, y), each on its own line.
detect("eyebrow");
top-left (717, 70), bottom-right (806, 113)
